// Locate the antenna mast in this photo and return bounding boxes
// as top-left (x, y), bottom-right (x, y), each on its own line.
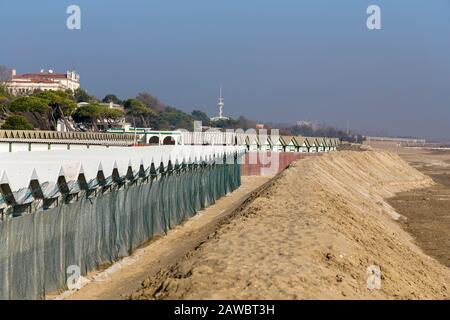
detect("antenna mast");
top-left (218, 86), bottom-right (224, 119)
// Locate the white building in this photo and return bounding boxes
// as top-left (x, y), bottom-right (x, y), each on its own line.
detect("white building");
top-left (4, 69), bottom-right (80, 95)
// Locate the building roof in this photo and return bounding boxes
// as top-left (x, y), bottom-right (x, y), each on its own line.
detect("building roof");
top-left (305, 137), bottom-right (320, 146)
top-left (236, 134), bottom-right (248, 145)
top-left (258, 135), bottom-right (271, 145)
top-left (295, 136), bottom-right (308, 146)
top-left (281, 135), bottom-right (295, 146)
top-left (14, 78), bottom-right (59, 84)
top-left (13, 73), bottom-right (68, 80)
top-left (247, 134), bottom-right (259, 144)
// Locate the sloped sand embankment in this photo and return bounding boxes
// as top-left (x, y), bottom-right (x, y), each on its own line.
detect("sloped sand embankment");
top-left (133, 150), bottom-right (450, 299)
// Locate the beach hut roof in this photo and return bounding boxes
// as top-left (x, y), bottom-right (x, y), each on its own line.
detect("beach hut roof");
top-left (305, 137), bottom-right (319, 146)
top-left (247, 134), bottom-right (259, 144)
top-left (281, 135), bottom-right (295, 146)
top-left (259, 135), bottom-right (272, 145)
top-left (311, 137), bottom-right (326, 146)
top-left (294, 136), bottom-right (307, 146)
top-left (236, 134), bottom-right (248, 145)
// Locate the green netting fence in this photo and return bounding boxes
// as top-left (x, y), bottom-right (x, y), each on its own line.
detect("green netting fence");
top-left (0, 154), bottom-right (241, 300)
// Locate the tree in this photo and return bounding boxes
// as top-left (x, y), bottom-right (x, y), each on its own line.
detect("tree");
top-left (34, 90), bottom-right (76, 115)
top-left (124, 99), bottom-right (156, 128)
top-left (72, 104), bottom-right (103, 123)
top-left (236, 116), bottom-right (257, 130)
top-left (136, 92), bottom-right (165, 111)
top-left (73, 88), bottom-right (94, 103)
top-left (102, 94), bottom-right (121, 105)
top-left (32, 90), bottom-right (77, 129)
top-left (0, 84), bottom-right (11, 98)
top-left (0, 65), bottom-right (11, 82)
top-left (72, 103), bottom-right (125, 128)
top-left (1, 115), bottom-right (34, 130)
top-left (0, 84), bottom-right (12, 110)
top-left (0, 96), bottom-right (9, 110)
top-left (191, 110), bottom-right (211, 126)
top-left (102, 108), bottom-right (125, 125)
top-left (72, 104), bottom-right (103, 130)
top-left (9, 96), bottom-right (49, 114)
top-left (152, 106), bottom-right (195, 130)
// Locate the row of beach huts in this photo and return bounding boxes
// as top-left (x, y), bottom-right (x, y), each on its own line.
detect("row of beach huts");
top-left (237, 135), bottom-right (340, 153)
top-left (0, 129), bottom-right (340, 153)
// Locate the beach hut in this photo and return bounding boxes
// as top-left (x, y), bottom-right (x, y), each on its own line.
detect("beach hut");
top-left (247, 134), bottom-right (259, 151)
top-left (296, 136), bottom-right (310, 153)
top-left (319, 137), bottom-right (328, 152)
top-left (317, 138), bottom-right (327, 152)
top-left (332, 138), bottom-right (340, 151)
top-left (259, 135), bottom-right (272, 151)
top-left (282, 136), bottom-right (297, 152)
top-left (236, 133), bottom-right (249, 150)
top-left (305, 137), bottom-right (319, 153)
top-left (328, 138), bottom-right (337, 152)
top-left (272, 136), bottom-right (286, 152)
top-left (312, 137), bottom-right (326, 152)
top-left (324, 138), bottom-right (332, 152)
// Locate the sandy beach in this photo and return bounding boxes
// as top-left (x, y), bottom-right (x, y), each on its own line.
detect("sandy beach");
top-left (61, 148), bottom-right (450, 300)
top-left (132, 150), bottom-right (450, 299)
top-left (388, 148), bottom-right (450, 267)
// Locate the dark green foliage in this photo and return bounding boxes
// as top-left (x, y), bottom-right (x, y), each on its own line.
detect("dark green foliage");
top-left (290, 124), bottom-right (351, 141)
top-left (72, 103), bottom-right (124, 123)
top-left (123, 99), bottom-right (157, 128)
top-left (136, 92), bottom-right (165, 111)
top-left (151, 106), bottom-right (195, 130)
top-left (0, 85), bottom-right (11, 109)
top-left (33, 90), bottom-right (77, 115)
top-left (9, 96), bottom-right (49, 114)
top-left (1, 115), bottom-right (34, 130)
top-left (102, 94), bottom-right (122, 105)
top-left (191, 110), bottom-right (211, 126)
top-left (1, 82), bottom-right (256, 132)
top-left (210, 115), bottom-right (256, 130)
top-left (73, 88), bottom-right (95, 103)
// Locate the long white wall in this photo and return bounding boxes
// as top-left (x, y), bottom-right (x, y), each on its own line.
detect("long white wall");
top-left (0, 145), bottom-right (246, 194)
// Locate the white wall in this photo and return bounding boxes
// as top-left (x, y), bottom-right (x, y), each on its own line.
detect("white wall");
top-left (51, 144), bottom-right (69, 151)
top-left (0, 142), bottom-right (10, 153)
top-left (30, 144), bottom-right (49, 152)
top-left (11, 143), bottom-right (29, 153)
top-left (0, 145), bottom-right (246, 192)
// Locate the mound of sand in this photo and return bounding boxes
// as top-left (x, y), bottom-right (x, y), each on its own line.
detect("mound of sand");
top-left (134, 150), bottom-right (450, 299)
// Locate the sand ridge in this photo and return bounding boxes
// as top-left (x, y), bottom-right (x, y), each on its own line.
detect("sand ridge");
top-left (133, 150), bottom-right (450, 300)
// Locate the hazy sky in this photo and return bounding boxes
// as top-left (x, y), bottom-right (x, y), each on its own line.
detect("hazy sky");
top-left (1, 0), bottom-right (450, 139)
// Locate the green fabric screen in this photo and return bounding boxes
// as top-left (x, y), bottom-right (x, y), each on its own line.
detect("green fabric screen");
top-left (0, 155), bottom-right (241, 300)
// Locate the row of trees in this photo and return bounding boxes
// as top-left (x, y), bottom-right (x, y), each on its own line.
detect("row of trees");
top-left (1, 77), bottom-right (244, 131)
top-left (1, 66), bottom-right (351, 140)
top-left (70, 88), bottom-right (216, 131)
top-left (0, 87), bottom-right (79, 130)
top-left (0, 64), bottom-right (263, 131)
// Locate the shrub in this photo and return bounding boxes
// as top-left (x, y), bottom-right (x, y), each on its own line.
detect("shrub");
top-left (9, 96), bottom-right (49, 114)
top-left (1, 115), bottom-right (34, 130)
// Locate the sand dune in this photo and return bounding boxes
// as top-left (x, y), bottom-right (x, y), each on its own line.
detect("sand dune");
top-left (133, 150), bottom-right (450, 299)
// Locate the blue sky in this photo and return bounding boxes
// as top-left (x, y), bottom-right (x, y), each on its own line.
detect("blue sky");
top-left (1, 1), bottom-right (450, 139)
